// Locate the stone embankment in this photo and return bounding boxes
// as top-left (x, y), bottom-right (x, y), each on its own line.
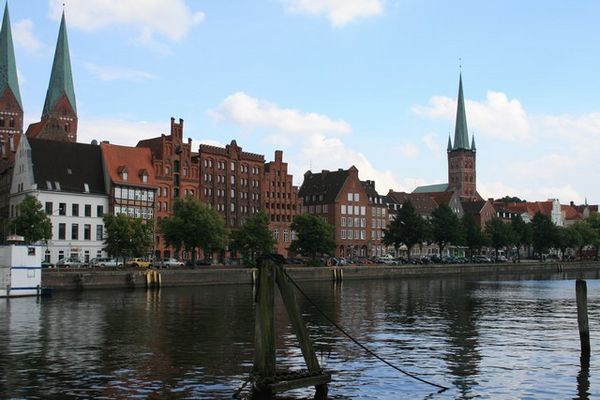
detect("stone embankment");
top-left (42, 261), bottom-right (600, 291)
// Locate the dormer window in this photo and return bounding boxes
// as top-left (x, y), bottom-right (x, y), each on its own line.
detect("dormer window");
top-left (118, 166), bottom-right (128, 181)
top-left (139, 169), bottom-right (149, 184)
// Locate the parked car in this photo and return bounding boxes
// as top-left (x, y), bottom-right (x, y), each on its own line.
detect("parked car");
top-left (153, 258), bottom-right (185, 268)
top-left (41, 260), bottom-right (54, 268)
top-left (128, 258), bottom-right (151, 268)
top-left (56, 257), bottom-right (83, 268)
top-left (92, 257), bottom-right (122, 268)
top-left (472, 255), bottom-right (491, 263)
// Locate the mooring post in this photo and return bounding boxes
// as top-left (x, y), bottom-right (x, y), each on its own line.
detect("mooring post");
top-left (253, 259), bottom-right (276, 395)
top-left (576, 279), bottom-right (591, 356)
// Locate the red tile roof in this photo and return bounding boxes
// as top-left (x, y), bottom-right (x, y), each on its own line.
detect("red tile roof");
top-left (101, 143), bottom-right (157, 188)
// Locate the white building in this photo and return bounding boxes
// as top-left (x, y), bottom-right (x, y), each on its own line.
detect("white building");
top-left (0, 243), bottom-right (42, 297)
top-left (9, 137), bottom-right (109, 264)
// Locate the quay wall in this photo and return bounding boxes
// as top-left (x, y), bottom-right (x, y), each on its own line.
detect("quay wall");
top-left (42, 261), bottom-right (600, 291)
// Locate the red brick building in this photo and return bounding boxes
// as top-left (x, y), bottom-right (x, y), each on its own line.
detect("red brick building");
top-left (299, 166), bottom-right (385, 258)
top-left (262, 150), bottom-right (301, 256)
top-left (137, 118), bottom-right (199, 258)
top-left (198, 140), bottom-right (264, 229)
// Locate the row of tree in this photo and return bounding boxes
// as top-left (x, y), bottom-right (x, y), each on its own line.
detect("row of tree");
top-left (383, 201), bottom-right (600, 260)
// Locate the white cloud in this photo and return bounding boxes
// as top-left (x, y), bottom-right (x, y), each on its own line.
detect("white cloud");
top-left (398, 142), bottom-right (419, 158)
top-left (421, 132), bottom-right (442, 156)
top-left (48, 0), bottom-right (204, 44)
top-left (84, 63), bottom-right (157, 82)
top-left (13, 19), bottom-right (46, 55)
top-left (210, 92), bottom-right (399, 192)
top-left (412, 90), bottom-right (532, 142)
top-left (77, 118), bottom-right (168, 146)
top-left (208, 92), bottom-right (352, 136)
top-left (283, 0), bottom-right (383, 27)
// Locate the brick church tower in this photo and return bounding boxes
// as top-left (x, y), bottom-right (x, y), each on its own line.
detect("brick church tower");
top-left (26, 12), bottom-right (77, 142)
top-left (447, 74), bottom-right (481, 201)
top-left (0, 4), bottom-right (23, 160)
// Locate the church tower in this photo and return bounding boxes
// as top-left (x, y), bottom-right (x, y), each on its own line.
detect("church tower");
top-left (447, 74), bottom-right (480, 200)
top-left (0, 3), bottom-right (23, 160)
top-left (26, 11), bottom-right (77, 142)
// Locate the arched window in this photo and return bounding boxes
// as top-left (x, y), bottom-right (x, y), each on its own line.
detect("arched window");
top-left (9, 117), bottom-right (15, 128)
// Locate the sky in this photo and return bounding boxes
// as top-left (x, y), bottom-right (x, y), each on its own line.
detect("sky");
top-left (7, 0), bottom-right (600, 205)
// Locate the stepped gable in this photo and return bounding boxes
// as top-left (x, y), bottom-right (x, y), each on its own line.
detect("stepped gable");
top-left (28, 138), bottom-right (104, 194)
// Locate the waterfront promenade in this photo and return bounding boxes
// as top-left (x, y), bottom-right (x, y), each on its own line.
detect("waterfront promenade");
top-left (42, 261), bottom-right (600, 291)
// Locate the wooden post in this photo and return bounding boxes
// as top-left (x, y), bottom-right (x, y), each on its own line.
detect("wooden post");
top-left (253, 260), bottom-right (276, 392)
top-left (576, 279), bottom-right (591, 356)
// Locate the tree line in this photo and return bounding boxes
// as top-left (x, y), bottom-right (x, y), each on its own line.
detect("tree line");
top-left (383, 201), bottom-right (600, 261)
top-left (11, 194), bottom-right (600, 265)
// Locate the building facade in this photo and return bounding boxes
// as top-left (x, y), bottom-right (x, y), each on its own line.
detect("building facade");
top-left (9, 137), bottom-right (108, 264)
top-left (262, 150), bottom-right (300, 256)
top-left (198, 140), bottom-right (264, 229)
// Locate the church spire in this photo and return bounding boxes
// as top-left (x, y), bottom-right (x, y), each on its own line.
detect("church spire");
top-left (452, 73), bottom-right (470, 150)
top-left (42, 11), bottom-right (76, 117)
top-left (471, 135), bottom-right (476, 151)
top-left (447, 135), bottom-right (452, 152)
top-left (0, 3), bottom-right (21, 110)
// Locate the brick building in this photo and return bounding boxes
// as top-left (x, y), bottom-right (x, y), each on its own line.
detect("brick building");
top-left (137, 118), bottom-right (199, 257)
top-left (198, 140), bottom-right (264, 229)
top-left (262, 150), bottom-right (301, 256)
top-left (299, 166), bottom-right (385, 258)
top-left (25, 12), bottom-right (77, 143)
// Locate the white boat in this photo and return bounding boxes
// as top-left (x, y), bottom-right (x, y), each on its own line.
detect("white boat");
top-left (0, 244), bottom-right (43, 298)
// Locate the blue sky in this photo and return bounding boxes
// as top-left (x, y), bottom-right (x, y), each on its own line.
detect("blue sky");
top-left (9, 0), bottom-right (600, 204)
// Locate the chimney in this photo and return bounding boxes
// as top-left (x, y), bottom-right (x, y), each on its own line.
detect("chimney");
top-left (275, 150), bottom-right (283, 162)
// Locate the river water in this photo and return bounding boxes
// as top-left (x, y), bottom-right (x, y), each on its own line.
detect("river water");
top-left (1, 270), bottom-right (599, 399)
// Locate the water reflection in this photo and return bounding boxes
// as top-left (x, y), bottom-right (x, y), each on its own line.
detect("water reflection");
top-left (0, 272), bottom-right (599, 399)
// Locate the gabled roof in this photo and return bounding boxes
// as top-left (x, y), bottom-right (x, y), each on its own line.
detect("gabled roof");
top-left (299, 169), bottom-right (349, 204)
top-left (561, 204), bottom-right (581, 221)
top-left (0, 4), bottom-right (21, 109)
top-left (461, 200), bottom-right (487, 214)
top-left (101, 143), bottom-right (157, 188)
top-left (43, 12), bottom-right (76, 116)
top-left (413, 183), bottom-right (450, 194)
top-left (429, 191), bottom-right (455, 206)
top-left (28, 138), bottom-right (105, 194)
top-left (387, 191), bottom-right (438, 217)
top-left (453, 73), bottom-right (470, 150)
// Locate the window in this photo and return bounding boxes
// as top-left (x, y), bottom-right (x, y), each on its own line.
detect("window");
top-left (354, 193), bottom-right (360, 202)
top-left (284, 229), bottom-right (289, 243)
top-left (341, 217), bottom-right (346, 227)
top-left (341, 229), bottom-right (346, 239)
top-left (84, 224), bottom-right (91, 240)
top-left (71, 224), bottom-right (79, 240)
top-left (274, 229), bottom-right (279, 240)
top-left (84, 204), bottom-right (91, 217)
top-left (354, 206), bottom-right (359, 215)
top-left (97, 205), bottom-right (104, 217)
top-left (347, 193), bottom-right (353, 202)
top-left (58, 223), bottom-right (66, 240)
top-left (341, 205), bottom-right (347, 214)
top-left (360, 206), bottom-right (366, 215)
top-left (72, 204), bottom-right (79, 216)
top-left (59, 203), bottom-right (66, 216)
top-left (45, 202), bottom-right (53, 215)
top-left (96, 225), bottom-right (103, 240)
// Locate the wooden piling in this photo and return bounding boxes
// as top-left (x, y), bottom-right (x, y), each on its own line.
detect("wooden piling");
top-left (576, 279), bottom-right (591, 356)
top-left (253, 260), bottom-right (276, 392)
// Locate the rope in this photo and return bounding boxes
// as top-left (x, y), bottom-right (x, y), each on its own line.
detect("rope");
top-left (282, 268), bottom-right (449, 392)
top-left (231, 376), bottom-right (252, 399)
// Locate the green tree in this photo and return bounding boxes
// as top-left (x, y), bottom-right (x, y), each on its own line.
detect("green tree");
top-left (586, 213), bottom-right (600, 260)
top-left (572, 220), bottom-right (597, 259)
top-left (11, 194), bottom-right (52, 244)
top-left (159, 196), bottom-right (228, 263)
top-left (383, 201), bottom-right (426, 257)
top-left (461, 213), bottom-right (486, 257)
top-left (430, 204), bottom-right (462, 255)
top-left (531, 212), bottom-right (558, 257)
top-left (289, 214), bottom-right (335, 265)
top-left (484, 217), bottom-right (515, 261)
top-left (103, 214), bottom-right (135, 264)
top-left (511, 214), bottom-right (532, 261)
top-left (230, 212), bottom-right (276, 265)
top-left (555, 225), bottom-right (581, 260)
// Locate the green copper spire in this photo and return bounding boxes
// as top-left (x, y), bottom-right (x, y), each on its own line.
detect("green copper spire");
top-left (471, 135), bottom-right (476, 151)
top-left (452, 73), bottom-right (470, 150)
top-left (0, 3), bottom-right (22, 109)
top-left (447, 136), bottom-right (452, 151)
top-left (43, 11), bottom-right (76, 116)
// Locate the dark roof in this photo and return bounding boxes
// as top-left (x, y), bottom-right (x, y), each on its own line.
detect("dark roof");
top-left (29, 138), bottom-right (105, 194)
top-left (299, 169), bottom-right (349, 204)
top-left (461, 200), bottom-right (487, 214)
top-left (413, 183), bottom-right (450, 193)
top-left (387, 191), bottom-right (438, 217)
